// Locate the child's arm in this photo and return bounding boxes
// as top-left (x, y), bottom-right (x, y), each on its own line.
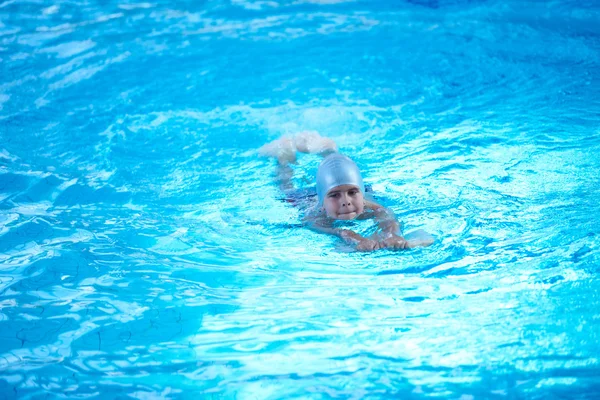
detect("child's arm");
top-left (365, 201), bottom-right (433, 249)
top-left (365, 201), bottom-right (407, 249)
top-left (303, 214), bottom-right (380, 252)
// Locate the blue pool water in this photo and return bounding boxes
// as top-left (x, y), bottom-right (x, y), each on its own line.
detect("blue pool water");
top-left (1, 0), bottom-right (600, 398)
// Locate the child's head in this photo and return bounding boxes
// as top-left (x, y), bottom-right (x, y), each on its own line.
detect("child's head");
top-left (316, 153), bottom-right (365, 220)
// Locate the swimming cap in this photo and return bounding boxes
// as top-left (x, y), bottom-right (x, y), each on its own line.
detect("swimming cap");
top-left (316, 153), bottom-right (364, 204)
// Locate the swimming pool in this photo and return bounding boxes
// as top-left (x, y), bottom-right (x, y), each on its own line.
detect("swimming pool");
top-left (1, 0), bottom-right (599, 397)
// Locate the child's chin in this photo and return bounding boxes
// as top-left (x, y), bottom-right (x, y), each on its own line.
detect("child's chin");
top-left (336, 212), bottom-right (357, 220)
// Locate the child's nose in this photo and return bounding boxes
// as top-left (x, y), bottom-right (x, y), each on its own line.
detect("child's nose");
top-left (340, 194), bottom-right (351, 206)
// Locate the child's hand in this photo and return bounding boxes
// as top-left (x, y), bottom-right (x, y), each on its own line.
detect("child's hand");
top-left (406, 237), bottom-right (434, 248)
top-left (356, 238), bottom-right (380, 252)
top-left (293, 131), bottom-right (337, 155)
top-left (403, 229), bottom-right (435, 248)
top-left (339, 230), bottom-right (380, 252)
top-left (379, 234), bottom-right (408, 250)
top-left (258, 136), bottom-right (297, 165)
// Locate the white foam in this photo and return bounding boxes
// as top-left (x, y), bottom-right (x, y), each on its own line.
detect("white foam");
top-left (39, 39), bottom-right (96, 59)
top-left (42, 5), bottom-right (59, 15)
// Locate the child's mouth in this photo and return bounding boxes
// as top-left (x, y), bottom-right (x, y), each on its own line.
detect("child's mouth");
top-left (338, 211), bottom-right (356, 219)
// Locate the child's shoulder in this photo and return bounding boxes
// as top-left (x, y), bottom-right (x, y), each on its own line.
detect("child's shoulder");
top-left (364, 199), bottom-right (384, 210)
top-left (302, 208), bottom-right (335, 230)
top-left (302, 205), bottom-right (325, 221)
top-left (357, 199), bottom-right (390, 220)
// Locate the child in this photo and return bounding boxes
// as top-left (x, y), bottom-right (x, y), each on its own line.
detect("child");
top-left (259, 132), bottom-right (433, 252)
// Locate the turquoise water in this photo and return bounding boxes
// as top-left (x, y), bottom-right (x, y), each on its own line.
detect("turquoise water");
top-left (1, 0), bottom-right (600, 398)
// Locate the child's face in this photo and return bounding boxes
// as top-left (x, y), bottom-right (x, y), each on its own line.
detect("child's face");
top-left (323, 184), bottom-right (365, 220)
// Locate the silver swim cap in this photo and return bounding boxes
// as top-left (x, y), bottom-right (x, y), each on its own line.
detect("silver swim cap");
top-left (316, 153), bottom-right (364, 204)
